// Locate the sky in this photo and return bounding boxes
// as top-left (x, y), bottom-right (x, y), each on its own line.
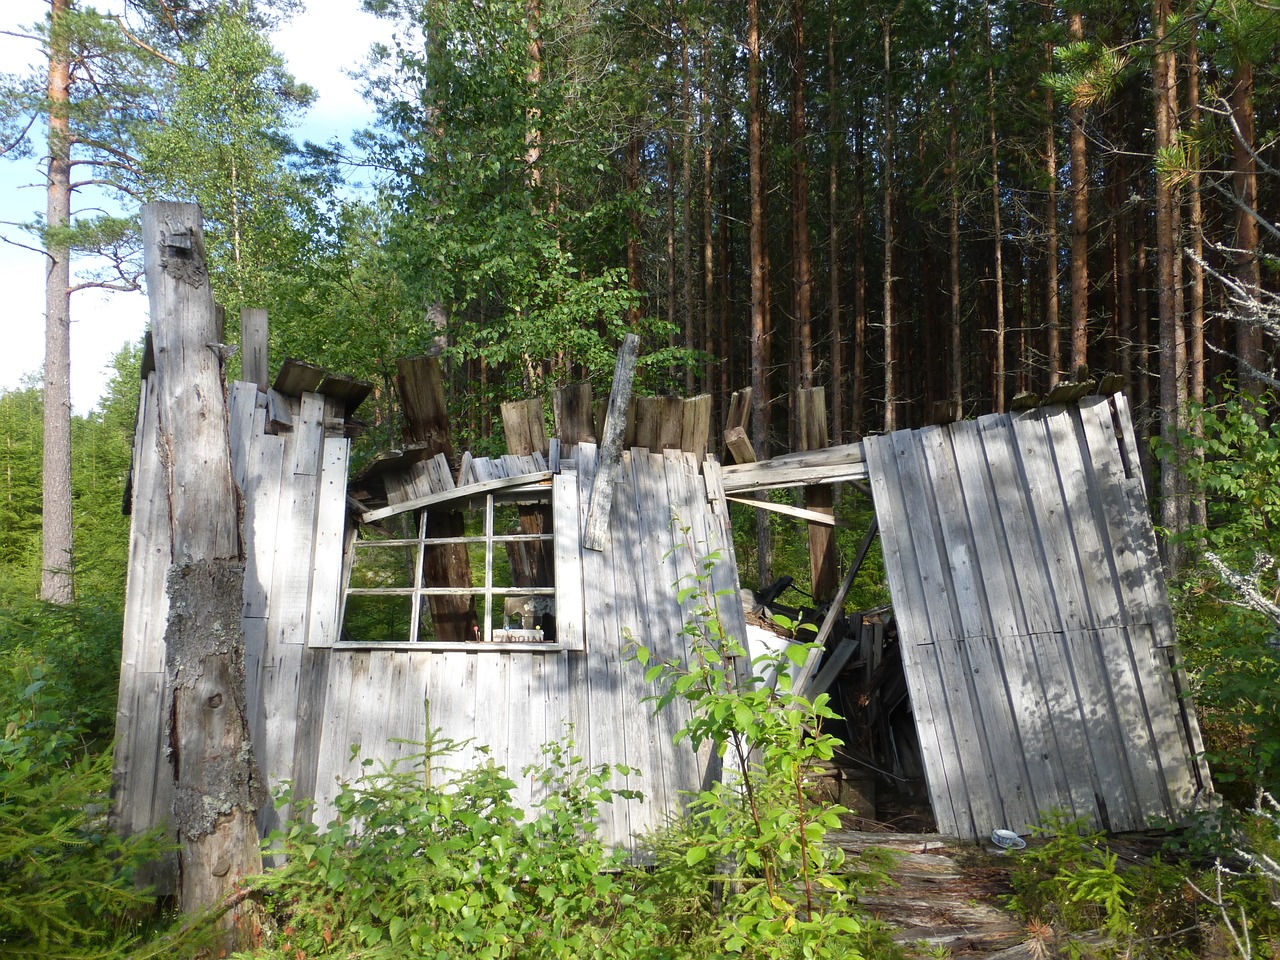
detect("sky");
top-left (0, 0), bottom-right (391, 413)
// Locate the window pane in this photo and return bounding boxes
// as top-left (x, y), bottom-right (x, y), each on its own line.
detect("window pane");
top-left (341, 594), bottom-right (413, 642)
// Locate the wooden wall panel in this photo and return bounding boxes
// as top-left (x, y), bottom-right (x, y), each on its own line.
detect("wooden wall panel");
top-left (865, 395), bottom-right (1210, 840)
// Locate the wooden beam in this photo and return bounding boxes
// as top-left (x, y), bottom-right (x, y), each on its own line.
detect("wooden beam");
top-left (583, 333), bottom-right (640, 552)
top-left (360, 471), bottom-right (554, 523)
top-left (799, 387), bottom-right (838, 602)
top-left (721, 441), bottom-right (868, 493)
top-left (725, 495), bottom-right (851, 528)
top-left (724, 425), bottom-right (756, 464)
top-left (794, 517), bottom-right (879, 695)
top-left (554, 383), bottom-right (596, 446)
top-left (273, 357), bottom-right (326, 397)
top-left (241, 307), bottom-right (269, 391)
top-left (393, 355), bottom-right (473, 640)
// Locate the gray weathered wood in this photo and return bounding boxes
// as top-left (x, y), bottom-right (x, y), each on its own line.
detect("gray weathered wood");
top-left (721, 442), bottom-right (868, 493)
top-left (139, 202), bottom-right (261, 940)
top-left (361, 471), bottom-right (553, 523)
top-left (273, 358), bottom-right (326, 397)
top-left (584, 334), bottom-right (639, 552)
top-left (241, 307), bottom-right (269, 390)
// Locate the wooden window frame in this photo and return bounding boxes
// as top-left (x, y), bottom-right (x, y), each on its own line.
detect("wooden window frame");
top-left (339, 486), bottom-right (570, 651)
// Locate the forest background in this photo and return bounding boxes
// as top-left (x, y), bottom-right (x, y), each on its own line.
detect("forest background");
top-left (0, 0), bottom-right (1278, 950)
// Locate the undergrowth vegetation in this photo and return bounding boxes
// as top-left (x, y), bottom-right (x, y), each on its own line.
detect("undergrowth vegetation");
top-left (236, 535), bottom-right (903, 960)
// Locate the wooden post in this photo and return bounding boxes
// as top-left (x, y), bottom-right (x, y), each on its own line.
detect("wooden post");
top-left (395, 356), bottom-right (477, 641)
top-left (799, 387), bottom-right (838, 602)
top-left (140, 202), bottom-right (263, 948)
top-left (554, 383), bottom-right (596, 447)
top-left (241, 307), bottom-right (269, 390)
top-left (723, 387), bottom-right (754, 463)
top-left (584, 335), bottom-right (640, 552)
top-left (501, 398), bottom-right (553, 584)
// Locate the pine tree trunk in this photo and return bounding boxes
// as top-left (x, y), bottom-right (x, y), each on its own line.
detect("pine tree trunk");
top-left (1069, 9), bottom-right (1089, 376)
top-left (1231, 59), bottom-right (1262, 394)
top-left (853, 96), bottom-right (867, 437)
top-left (949, 23), bottom-right (962, 407)
top-left (793, 0), bottom-right (814, 392)
top-left (1187, 27), bottom-right (1206, 527)
top-left (986, 0), bottom-right (1006, 412)
top-left (748, 0), bottom-right (772, 584)
top-left (1043, 13), bottom-right (1062, 390)
top-left (1152, 0), bottom-right (1188, 572)
top-left (42, 0), bottom-right (74, 605)
top-left (882, 16), bottom-right (898, 432)
top-left (828, 1), bottom-right (843, 442)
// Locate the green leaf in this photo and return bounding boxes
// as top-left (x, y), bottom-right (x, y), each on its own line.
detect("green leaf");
top-left (784, 644), bottom-right (811, 668)
top-left (685, 845), bottom-right (708, 867)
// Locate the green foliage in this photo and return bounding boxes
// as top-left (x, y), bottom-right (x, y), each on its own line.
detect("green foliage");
top-left (0, 665), bottom-right (177, 959)
top-left (244, 739), bottom-right (669, 959)
top-left (1165, 392), bottom-right (1280, 800)
top-left (633, 530), bottom-right (887, 959)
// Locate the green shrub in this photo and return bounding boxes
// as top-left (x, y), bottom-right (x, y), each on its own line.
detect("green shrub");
top-left (0, 666), bottom-right (176, 959)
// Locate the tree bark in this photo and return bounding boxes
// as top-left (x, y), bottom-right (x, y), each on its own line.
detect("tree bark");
top-left (1069, 9), bottom-right (1089, 376)
top-left (1231, 58), bottom-right (1263, 394)
top-left (141, 203), bottom-right (263, 949)
top-left (827, 1), bottom-right (844, 442)
top-left (985, 0), bottom-right (1006, 412)
top-left (1152, 0), bottom-right (1188, 571)
top-left (42, 0), bottom-right (74, 605)
top-left (792, 0), bottom-right (814, 392)
top-left (949, 22), bottom-right (962, 408)
top-left (882, 16), bottom-right (899, 432)
top-left (1043, 5), bottom-right (1062, 390)
top-left (748, 0), bottom-right (772, 584)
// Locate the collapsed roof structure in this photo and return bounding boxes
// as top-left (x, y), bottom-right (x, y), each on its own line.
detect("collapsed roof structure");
top-left (113, 206), bottom-right (1210, 885)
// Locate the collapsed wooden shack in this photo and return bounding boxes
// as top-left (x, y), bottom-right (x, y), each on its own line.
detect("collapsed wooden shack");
top-left (113, 271), bottom-right (1209, 859)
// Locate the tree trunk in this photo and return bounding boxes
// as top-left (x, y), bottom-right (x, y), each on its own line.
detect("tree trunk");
top-left (680, 5), bottom-right (694, 394)
top-left (42, 0), bottom-right (74, 605)
top-left (949, 22), bottom-right (962, 408)
top-left (1069, 9), bottom-right (1089, 376)
top-left (748, 0), bottom-right (771, 584)
top-left (1152, 0), bottom-right (1187, 572)
top-left (1043, 7), bottom-right (1062, 390)
top-left (1231, 58), bottom-right (1262, 394)
top-left (1187, 27), bottom-right (1206, 527)
top-left (141, 203), bottom-right (263, 949)
top-left (853, 94), bottom-right (867, 437)
top-left (882, 16), bottom-right (898, 432)
top-left (986, 0), bottom-right (1006, 412)
top-left (828, 1), bottom-right (843, 442)
top-left (793, 0), bottom-right (814, 392)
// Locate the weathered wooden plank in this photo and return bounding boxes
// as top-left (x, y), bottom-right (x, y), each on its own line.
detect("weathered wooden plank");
top-left (241, 418), bottom-right (284, 620)
top-left (552, 470), bottom-right (585, 652)
top-left (724, 425), bottom-right (756, 464)
top-left (945, 424), bottom-right (1072, 823)
top-left (289, 644), bottom-right (332, 815)
top-left (584, 334), bottom-right (640, 552)
top-left (611, 451), bottom-right (664, 838)
top-left (317, 372), bottom-right (373, 417)
top-left (575, 444), bottom-right (628, 843)
top-left (891, 426), bottom-right (1004, 838)
top-left (863, 433), bottom-right (967, 838)
top-left (307, 438), bottom-right (351, 649)
top-left (798, 387), bottom-right (838, 602)
top-left (680, 393), bottom-right (712, 459)
top-left (227, 381), bottom-right (258, 490)
top-left (273, 358), bottom-right (326, 397)
top-left (240, 307), bottom-right (269, 390)
top-left (555, 383), bottom-right (596, 446)
top-left (975, 416), bottom-right (1059, 636)
top-left (1042, 407), bottom-right (1124, 628)
top-left (506, 652), bottom-right (536, 811)
top-left (633, 449), bottom-right (699, 809)
top-left (361, 471), bottom-right (554, 523)
top-left (1060, 629), bottom-right (1141, 832)
top-left (720, 442), bottom-right (868, 493)
top-left (502, 398), bottom-right (550, 457)
top-left (1009, 411), bottom-right (1091, 633)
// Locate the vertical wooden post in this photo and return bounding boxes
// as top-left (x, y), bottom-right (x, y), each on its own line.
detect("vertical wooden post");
top-left (584, 334), bottom-right (640, 552)
top-left (395, 356), bottom-right (477, 641)
top-left (140, 202), bottom-right (262, 948)
top-left (799, 387), bottom-right (838, 602)
top-left (501, 398), bottom-right (552, 584)
top-left (241, 307), bottom-right (269, 390)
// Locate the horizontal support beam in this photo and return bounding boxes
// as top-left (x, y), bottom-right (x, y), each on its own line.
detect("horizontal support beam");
top-left (720, 442), bottom-right (868, 494)
top-left (725, 495), bottom-right (852, 528)
top-left (360, 471), bottom-right (553, 523)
